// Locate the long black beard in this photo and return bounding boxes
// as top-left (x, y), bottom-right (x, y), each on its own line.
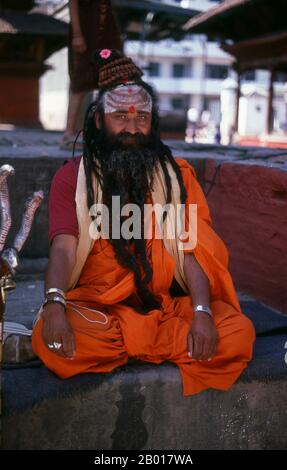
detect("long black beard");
top-left (100, 131), bottom-right (159, 208)
top-left (94, 128), bottom-right (162, 313)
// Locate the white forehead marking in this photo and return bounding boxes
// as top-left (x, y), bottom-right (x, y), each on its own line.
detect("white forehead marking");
top-left (103, 84), bottom-right (152, 113)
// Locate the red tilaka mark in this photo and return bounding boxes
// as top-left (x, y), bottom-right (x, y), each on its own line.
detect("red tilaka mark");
top-left (128, 106), bottom-right (136, 113)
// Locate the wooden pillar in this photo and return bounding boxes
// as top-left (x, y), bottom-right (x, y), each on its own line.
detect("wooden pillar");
top-left (235, 70), bottom-right (241, 132)
top-left (267, 68), bottom-right (275, 134)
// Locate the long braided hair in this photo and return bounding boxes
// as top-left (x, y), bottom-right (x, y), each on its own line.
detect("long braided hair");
top-left (81, 81), bottom-right (187, 313)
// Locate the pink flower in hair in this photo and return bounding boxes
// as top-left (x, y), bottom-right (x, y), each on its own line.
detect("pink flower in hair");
top-left (100, 49), bottom-right (112, 59)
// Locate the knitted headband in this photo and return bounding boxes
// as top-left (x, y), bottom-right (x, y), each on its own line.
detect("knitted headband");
top-left (103, 84), bottom-right (152, 114)
top-left (94, 49), bottom-right (143, 89)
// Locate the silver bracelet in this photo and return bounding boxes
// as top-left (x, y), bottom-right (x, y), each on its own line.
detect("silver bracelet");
top-left (43, 295), bottom-right (66, 309)
top-left (193, 304), bottom-right (212, 317)
top-left (45, 288), bottom-right (66, 299)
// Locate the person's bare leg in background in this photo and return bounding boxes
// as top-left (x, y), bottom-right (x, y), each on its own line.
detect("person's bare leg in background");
top-left (62, 88), bottom-right (85, 145)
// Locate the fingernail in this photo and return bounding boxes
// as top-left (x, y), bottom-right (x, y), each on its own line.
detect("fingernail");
top-left (208, 358), bottom-right (212, 361)
top-left (188, 351), bottom-right (192, 358)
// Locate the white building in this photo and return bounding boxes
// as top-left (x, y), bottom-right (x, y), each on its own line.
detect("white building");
top-left (126, 34), bottom-right (231, 125)
top-left (39, 0), bottom-right (287, 137)
top-left (128, 1), bottom-right (287, 133)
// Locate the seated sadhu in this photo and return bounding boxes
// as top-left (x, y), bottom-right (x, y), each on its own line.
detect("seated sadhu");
top-left (32, 50), bottom-right (255, 396)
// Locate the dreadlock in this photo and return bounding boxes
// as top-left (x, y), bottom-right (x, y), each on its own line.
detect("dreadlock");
top-left (81, 81), bottom-right (187, 313)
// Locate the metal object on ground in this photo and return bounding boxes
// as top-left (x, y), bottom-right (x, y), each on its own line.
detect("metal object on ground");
top-left (0, 164), bottom-right (43, 413)
top-left (0, 165), bottom-right (14, 253)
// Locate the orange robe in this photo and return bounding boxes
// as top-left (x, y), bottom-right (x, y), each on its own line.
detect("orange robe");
top-left (32, 158), bottom-right (255, 396)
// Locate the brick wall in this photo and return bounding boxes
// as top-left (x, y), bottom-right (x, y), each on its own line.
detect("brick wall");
top-left (204, 159), bottom-right (287, 313)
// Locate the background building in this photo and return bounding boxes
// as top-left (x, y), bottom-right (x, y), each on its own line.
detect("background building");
top-left (39, 0), bottom-right (287, 141)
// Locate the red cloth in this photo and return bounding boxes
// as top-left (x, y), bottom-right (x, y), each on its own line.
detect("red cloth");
top-left (48, 157), bottom-right (81, 244)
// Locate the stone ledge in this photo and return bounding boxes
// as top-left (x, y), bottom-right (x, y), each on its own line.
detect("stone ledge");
top-left (3, 299), bottom-right (287, 450)
top-left (2, 360), bottom-right (287, 450)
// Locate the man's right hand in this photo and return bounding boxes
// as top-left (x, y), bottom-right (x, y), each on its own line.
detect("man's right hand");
top-left (42, 304), bottom-right (76, 358)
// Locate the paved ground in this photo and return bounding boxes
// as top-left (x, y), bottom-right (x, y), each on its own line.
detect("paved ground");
top-left (4, 280), bottom-right (44, 328)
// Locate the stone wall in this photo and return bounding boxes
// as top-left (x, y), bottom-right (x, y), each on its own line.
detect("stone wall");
top-left (0, 156), bottom-right (65, 258)
top-left (203, 160), bottom-right (287, 313)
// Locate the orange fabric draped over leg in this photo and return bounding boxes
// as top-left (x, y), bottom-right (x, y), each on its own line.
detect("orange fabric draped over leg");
top-left (32, 159), bottom-right (255, 396)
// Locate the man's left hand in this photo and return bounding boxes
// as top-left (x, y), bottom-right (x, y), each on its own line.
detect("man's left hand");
top-left (187, 312), bottom-right (218, 360)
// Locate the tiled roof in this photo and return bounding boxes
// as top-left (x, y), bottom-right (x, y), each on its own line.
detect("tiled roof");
top-left (0, 10), bottom-right (68, 36)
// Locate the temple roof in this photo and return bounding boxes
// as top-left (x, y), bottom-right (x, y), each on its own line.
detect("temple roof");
top-left (0, 10), bottom-right (67, 37)
top-left (112, 0), bottom-right (199, 41)
top-left (1, 1), bottom-right (200, 42)
top-left (182, 0), bottom-right (287, 72)
top-left (183, 0), bottom-right (287, 42)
